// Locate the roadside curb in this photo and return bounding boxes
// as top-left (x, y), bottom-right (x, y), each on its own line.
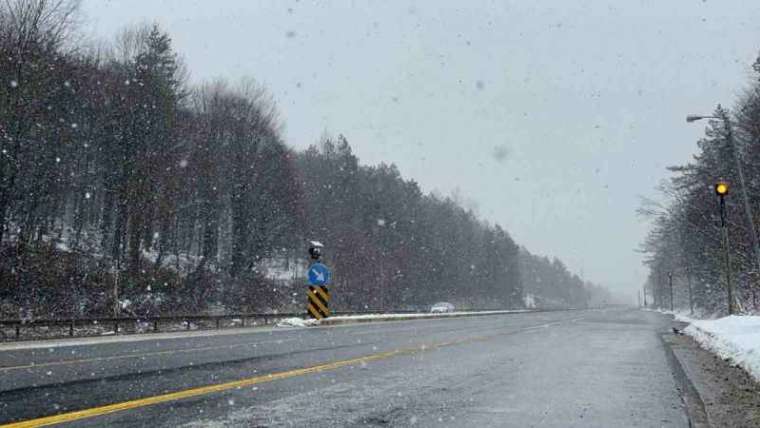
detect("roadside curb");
top-left (659, 312), bottom-right (760, 427)
top-left (660, 321), bottom-right (710, 428)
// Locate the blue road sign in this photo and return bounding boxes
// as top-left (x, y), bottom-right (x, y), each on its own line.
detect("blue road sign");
top-left (308, 262), bottom-right (331, 286)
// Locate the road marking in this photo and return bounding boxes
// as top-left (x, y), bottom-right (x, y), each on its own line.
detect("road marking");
top-left (0, 338), bottom-right (299, 372)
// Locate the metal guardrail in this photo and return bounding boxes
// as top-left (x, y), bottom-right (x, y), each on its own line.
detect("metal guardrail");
top-left (0, 310), bottom-right (424, 342)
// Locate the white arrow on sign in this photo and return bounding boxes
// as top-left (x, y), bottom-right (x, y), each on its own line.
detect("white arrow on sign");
top-left (312, 269), bottom-right (325, 282)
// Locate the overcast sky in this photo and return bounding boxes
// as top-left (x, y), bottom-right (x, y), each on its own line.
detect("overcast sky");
top-left (81, 0), bottom-right (760, 297)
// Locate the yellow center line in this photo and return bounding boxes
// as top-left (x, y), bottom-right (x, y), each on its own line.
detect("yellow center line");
top-left (0, 338), bottom-right (297, 372)
top-left (0, 333), bottom-right (492, 428)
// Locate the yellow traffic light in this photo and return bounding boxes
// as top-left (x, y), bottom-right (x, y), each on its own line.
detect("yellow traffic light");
top-left (715, 182), bottom-right (729, 196)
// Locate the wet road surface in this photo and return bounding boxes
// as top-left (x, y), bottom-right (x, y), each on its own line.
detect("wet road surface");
top-left (0, 308), bottom-right (689, 427)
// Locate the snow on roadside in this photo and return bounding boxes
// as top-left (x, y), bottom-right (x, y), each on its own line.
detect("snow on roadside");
top-left (275, 317), bottom-right (317, 328)
top-left (683, 315), bottom-right (760, 381)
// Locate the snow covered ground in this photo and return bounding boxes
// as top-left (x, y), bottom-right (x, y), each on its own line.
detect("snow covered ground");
top-left (682, 315), bottom-right (760, 381)
top-left (656, 308), bottom-right (760, 382)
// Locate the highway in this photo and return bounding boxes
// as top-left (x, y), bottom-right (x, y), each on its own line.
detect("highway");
top-left (0, 309), bottom-right (690, 427)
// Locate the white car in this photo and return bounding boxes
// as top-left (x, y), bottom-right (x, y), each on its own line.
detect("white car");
top-left (430, 302), bottom-right (455, 313)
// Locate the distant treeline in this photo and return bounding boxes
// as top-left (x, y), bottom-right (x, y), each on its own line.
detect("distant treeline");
top-left (0, 0), bottom-right (604, 318)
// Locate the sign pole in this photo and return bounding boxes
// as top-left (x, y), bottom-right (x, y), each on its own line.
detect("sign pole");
top-left (306, 241), bottom-right (331, 320)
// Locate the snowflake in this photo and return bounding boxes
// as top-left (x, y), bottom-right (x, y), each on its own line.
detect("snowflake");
top-left (9, 80), bottom-right (18, 88)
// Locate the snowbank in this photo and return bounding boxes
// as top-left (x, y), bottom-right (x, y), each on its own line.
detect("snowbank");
top-left (683, 315), bottom-right (760, 381)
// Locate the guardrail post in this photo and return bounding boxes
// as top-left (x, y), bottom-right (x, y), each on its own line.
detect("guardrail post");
top-left (186, 319), bottom-right (190, 330)
top-left (215, 318), bottom-right (220, 329)
top-left (70, 321), bottom-right (75, 337)
top-left (15, 325), bottom-right (20, 339)
top-left (114, 320), bottom-right (119, 334)
top-left (241, 317), bottom-right (246, 327)
top-left (154, 319), bottom-right (159, 332)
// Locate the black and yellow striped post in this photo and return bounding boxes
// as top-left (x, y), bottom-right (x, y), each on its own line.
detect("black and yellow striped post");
top-left (307, 285), bottom-right (330, 320)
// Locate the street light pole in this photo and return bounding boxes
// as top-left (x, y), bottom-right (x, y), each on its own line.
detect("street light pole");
top-left (716, 181), bottom-right (735, 315)
top-left (689, 110), bottom-right (760, 292)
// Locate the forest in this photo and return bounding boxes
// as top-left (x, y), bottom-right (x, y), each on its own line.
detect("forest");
top-left (0, 0), bottom-right (606, 319)
top-left (641, 53), bottom-right (760, 316)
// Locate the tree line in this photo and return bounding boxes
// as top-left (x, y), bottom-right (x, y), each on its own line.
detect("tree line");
top-left (641, 52), bottom-right (760, 316)
top-left (0, 0), bottom-right (601, 319)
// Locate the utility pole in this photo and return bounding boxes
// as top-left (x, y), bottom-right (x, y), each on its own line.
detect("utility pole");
top-left (668, 272), bottom-right (674, 311)
top-left (677, 220), bottom-right (695, 314)
top-left (110, 257), bottom-right (120, 319)
top-left (643, 287), bottom-right (647, 307)
top-left (686, 266), bottom-right (694, 315)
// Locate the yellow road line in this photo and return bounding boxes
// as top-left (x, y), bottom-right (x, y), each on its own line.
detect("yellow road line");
top-left (1, 333), bottom-right (489, 427)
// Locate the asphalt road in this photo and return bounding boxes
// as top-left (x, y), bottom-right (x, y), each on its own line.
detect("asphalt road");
top-left (0, 309), bottom-right (690, 427)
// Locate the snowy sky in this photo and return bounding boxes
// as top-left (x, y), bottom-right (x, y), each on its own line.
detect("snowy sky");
top-left (80, 0), bottom-right (760, 298)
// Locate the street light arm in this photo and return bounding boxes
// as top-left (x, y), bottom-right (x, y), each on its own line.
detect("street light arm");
top-left (686, 114), bottom-right (720, 123)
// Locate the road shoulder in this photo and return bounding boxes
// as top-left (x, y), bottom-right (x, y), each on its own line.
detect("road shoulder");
top-left (663, 319), bottom-right (760, 428)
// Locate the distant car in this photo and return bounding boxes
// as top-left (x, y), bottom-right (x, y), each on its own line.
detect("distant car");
top-left (430, 302), bottom-right (455, 313)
